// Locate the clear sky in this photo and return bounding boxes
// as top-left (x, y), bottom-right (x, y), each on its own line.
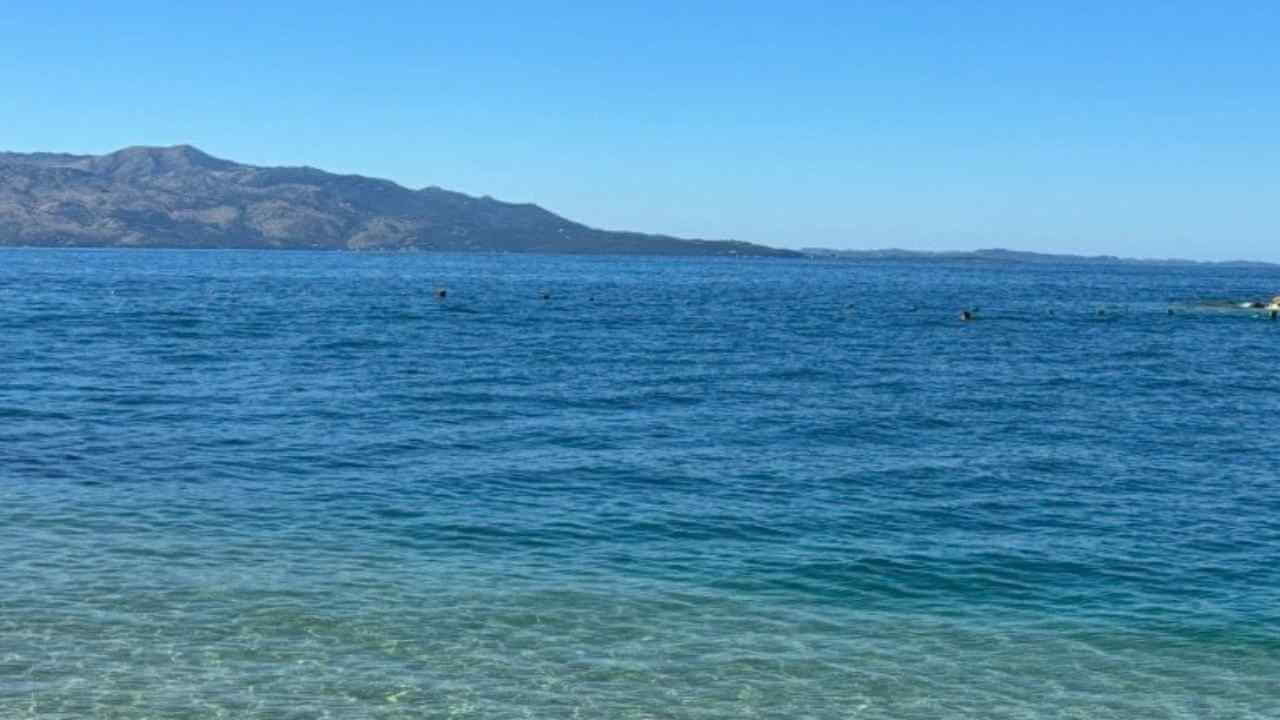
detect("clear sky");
top-left (2, 1), bottom-right (1276, 260)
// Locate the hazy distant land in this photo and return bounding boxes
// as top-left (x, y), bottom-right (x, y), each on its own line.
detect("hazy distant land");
top-left (802, 247), bottom-right (1278, 267)
top-left (0, 145), bottom-right (798, 257)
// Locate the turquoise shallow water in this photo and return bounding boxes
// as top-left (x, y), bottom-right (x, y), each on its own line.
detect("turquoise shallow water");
top-left (2, 249), bottom-right (1278, 718)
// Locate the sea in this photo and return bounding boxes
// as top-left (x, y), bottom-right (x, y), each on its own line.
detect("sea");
top-left (1, 248), bottom-right (1277, 719)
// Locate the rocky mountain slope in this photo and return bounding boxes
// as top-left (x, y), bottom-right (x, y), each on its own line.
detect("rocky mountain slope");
top-left (0, 145), bottom-right (798, 256)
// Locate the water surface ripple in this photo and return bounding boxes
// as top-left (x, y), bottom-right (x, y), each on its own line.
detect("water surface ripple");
top-left (2, 250), bottom-right (1278, 718)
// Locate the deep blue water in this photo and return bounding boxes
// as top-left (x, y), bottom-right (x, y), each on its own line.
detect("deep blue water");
top-left (2, 249), bottom-right (1278, 718)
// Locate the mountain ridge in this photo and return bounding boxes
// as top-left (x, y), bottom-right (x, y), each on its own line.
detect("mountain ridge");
top-left (0, 145), bottom-right (800, 256)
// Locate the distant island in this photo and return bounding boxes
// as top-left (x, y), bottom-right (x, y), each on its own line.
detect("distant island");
top-left (0, 145), bottom-right (799, 257)
top-left (4, 145), bottom-right (1271, 265)
top-left (801, 247), bottom-right (1278, 267)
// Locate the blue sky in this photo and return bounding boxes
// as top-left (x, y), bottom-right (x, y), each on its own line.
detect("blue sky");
top-left (3, 1), bottom-right (1276, 260)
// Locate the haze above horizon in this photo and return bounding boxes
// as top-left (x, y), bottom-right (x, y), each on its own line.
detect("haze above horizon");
top-left (3, 2), bottom-right (1276, 262)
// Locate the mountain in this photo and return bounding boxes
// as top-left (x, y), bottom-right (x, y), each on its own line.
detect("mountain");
top-left (0, 145), bottom-right (800, 257)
